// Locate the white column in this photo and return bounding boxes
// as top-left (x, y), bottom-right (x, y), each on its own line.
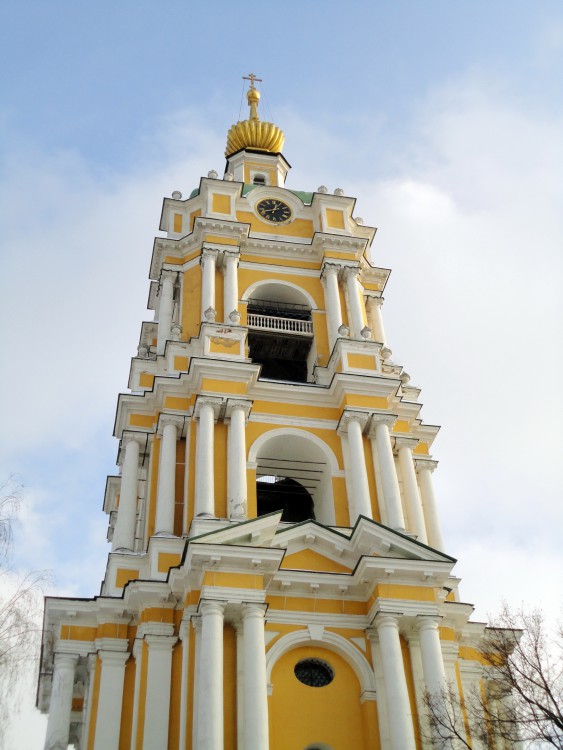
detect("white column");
top-left (339, 411), bottom-right (372, 522)
top-left (418, 617), bottom-right (447, 697)
top-left (112, 434), bottom-right (142, 551)
top-left (155, 415), bottom-right (183, 535)
top-left (321, 262), bottom-right (343, 348)
top-left (194, 397), bottom-right (222, 517)
top-left (235, 622), bottom-right (245, 750)
top-left (369, 415), bottom-right (406, 532)
top-left (157, 269), bottom-right (176, 355)
top-left (397, 440), bottom-right (428, 544)
top-left (178, 618), bottom-right (191, 750)
top-left (192, 617), bottom-right (202, 750)
top-left (93, 647), bottom-right (129, 750)
top-left (416, 460), bottom-right (445, 551)
top-left (81, 653), bottom-right (97, 750)
top-left (373, 615), bottom-right (417, 750)
top-left (129, 640), bottom-right (143, 750)
top-left (345, 267), bottom-right (366, 338)
top-left (201, 248), bottom-right (218, 321)
top-left (142, 633), bottom-right (177, 749)
top-left (223, 251), bottom-right (240, 322)
top-left (242, 604), bottom-right (269, 750)
top-left (226, 399), bottom-right (251, 520)
top-left (365, 295), bottom-right (387, 345)
top-left (198, 601), bottom-right (225, 750)
top-left (44, 652), bottom-right (78, 750)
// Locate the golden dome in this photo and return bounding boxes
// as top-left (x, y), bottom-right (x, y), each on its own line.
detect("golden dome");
top-left (225, 79), bottom-right (285, 158)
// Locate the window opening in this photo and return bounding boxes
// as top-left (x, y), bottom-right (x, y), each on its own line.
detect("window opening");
top-left (294, 658), bottom-right (334, 687)
top-left (253, 173), bottom-right (266, 185)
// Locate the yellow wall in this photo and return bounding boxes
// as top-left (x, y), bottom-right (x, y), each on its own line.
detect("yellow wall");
top-left (269, 645), bottom-right (369, 750)
top-left (181, 265), bottom-right (202, 340)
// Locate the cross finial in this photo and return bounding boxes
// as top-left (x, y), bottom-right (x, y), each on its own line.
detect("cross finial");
top-left (243, 72), bottom-right (262, 89)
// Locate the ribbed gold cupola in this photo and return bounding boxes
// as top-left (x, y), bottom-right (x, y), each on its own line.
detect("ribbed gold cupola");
top-left (225, 74), bottom-right (285, 157)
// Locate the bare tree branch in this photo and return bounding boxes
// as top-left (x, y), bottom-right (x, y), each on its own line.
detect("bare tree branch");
top-left (0, 478), bottom-right (48, 746)
top-left (423, 604), bottom-right (563, 749)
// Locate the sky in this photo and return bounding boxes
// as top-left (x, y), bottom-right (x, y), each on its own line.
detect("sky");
top-left (1, 1), bottom-right (563, 746)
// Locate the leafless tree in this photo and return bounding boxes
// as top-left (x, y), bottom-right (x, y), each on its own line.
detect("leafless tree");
top-left (0, 479), bottom-right (46, 746)
top-left (423, 604), bottom-right (563, 749)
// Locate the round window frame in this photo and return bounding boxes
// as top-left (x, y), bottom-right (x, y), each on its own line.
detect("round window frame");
top-left (294, 658), bottom-right (335, 688)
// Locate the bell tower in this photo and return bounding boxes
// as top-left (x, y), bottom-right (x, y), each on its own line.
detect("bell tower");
top-left (38, 77), bottom-right (498, 750)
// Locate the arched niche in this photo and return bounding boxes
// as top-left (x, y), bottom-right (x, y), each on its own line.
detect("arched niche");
top-left (267, 632), bottom-right (375, 750)
top-left (249, 428), bottom-right (338, 525)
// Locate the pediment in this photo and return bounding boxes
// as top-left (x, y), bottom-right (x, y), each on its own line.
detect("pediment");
top-left (280, 548), bottom-right (353, 574)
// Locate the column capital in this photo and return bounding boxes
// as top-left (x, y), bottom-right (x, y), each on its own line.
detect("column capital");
top-left (144, 634), bottom-right (178, 651)
top-left (97, 649), bottom-right (130, 666)
top-left (343, 265), bottom-right (362, 283)
top-left (160, 268), bottom-right (178, 284)
top-left (199, 599), bottom-right (227, 617)
top-left (201, 246), bottom-right (219, 263)
top-left (121, 431), bottom-right (145, 448)
top-left (337, 409), bottom-right (370, 435)
top-left (137, 621), bottom-right (175, 639)
top-left (415, 458), bottom-right (438, 474)
top-left (53, 652), bottom-right (80, 670)
top-left (223, 249), bottom-right (240, 265)
top-left (417, 615), bottom-right (442, 634)
top-left (365, 294), bottom-right (384, 307)
top-left (224, 398), bottom-right (252, 421)
top-left (367, 412), bottom-right (398, 436)
top-left (394, 436), bottom-right (419, 452)
top-left (194, 395), bottom-right (224, 421)
top-left (320, 259), bottom-right (342, 279)
top-left (365, 626), bottom-right (378, 643)
top-left (241, 602), bottom-right (268, 620)
top-left (373, 611), bottom-right (402, 630)
top-left (157, 413), bottom-right (185, 436)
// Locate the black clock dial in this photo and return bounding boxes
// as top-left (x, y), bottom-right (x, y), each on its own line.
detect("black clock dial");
top-left (256, 198), bottom-right (292, 223)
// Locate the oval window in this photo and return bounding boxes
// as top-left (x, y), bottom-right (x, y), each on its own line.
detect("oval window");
top-left (294, 658), bottom-right (334, 687)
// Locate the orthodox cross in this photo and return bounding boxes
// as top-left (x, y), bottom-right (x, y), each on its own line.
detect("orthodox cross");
top-left (243, 72), bottom-right (262, 89)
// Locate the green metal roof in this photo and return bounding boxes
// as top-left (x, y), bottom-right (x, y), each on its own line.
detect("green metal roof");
top-left (187, 185), bottom-right (314, 204)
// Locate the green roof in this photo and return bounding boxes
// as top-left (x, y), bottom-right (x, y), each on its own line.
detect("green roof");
top-left (187, 185), bottom-right (314, 204)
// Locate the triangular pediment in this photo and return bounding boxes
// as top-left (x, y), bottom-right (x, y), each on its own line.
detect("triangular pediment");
top-left (281, 548), bottom-right (353, 574)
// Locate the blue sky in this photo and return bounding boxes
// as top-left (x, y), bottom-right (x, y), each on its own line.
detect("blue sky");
top-left (1, 2), bottom-right (563, 746)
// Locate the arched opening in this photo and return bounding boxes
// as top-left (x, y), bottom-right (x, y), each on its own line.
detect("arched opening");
top-left (257, 476), bottom-right (315, 522)
top-left (251, 430), bottom-right (336, 525)
top-left (245, 282), bottom-right (315, 383)
top-left (253, 173), bottom-right (266, 185)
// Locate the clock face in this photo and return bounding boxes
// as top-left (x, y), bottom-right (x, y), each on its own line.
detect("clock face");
top-left (256, 198), bottom-right (292, 224)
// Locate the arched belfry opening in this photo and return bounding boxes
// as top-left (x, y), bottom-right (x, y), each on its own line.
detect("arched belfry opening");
top-left (257, 476), bottom-right (315, 522)
top-left (252, 430), bottom-right (336, 525)
top-left (245, 282), bottom-right (315, 383)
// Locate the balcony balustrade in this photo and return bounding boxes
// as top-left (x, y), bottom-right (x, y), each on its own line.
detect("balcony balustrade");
top-left (247, 313), bottom-right (313, 335)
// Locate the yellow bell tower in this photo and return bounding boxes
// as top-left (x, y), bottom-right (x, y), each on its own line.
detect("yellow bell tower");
top-left (38, 77), bottom-right (497, 750)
